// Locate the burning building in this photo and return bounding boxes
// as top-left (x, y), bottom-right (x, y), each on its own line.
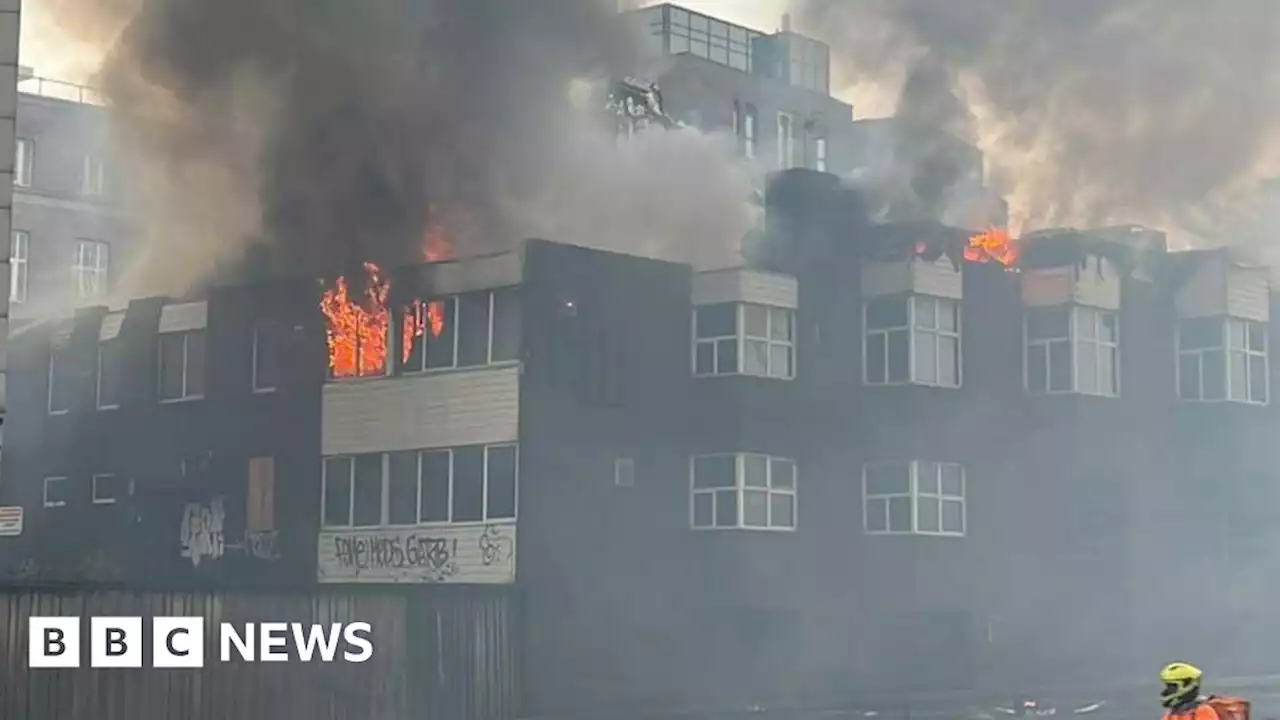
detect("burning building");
top-left (1, 169), bottom-right (1279, 715)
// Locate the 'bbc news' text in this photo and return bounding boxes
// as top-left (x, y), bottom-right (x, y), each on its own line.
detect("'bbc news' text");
top-left (29, 617), bottom-right (374, 668)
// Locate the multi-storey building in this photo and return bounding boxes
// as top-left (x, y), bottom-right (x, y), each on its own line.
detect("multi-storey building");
top-left (4, 169), bottom-right (1278, 714)
top-left (0, 2), bottom-right (20, 469)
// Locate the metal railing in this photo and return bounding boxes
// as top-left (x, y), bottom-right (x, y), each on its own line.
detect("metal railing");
top-left (16, 75), bottom-right (104, 106)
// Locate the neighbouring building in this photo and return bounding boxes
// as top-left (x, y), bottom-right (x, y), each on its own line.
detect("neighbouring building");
top-left (4, 169), bottom-right (1280, 714)
top-left (0, 2), bottom-right (19, 474)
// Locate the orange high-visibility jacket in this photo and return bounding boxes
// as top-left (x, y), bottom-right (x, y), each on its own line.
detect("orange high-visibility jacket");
top-left (1164, 697), bottom-right (1250, 720)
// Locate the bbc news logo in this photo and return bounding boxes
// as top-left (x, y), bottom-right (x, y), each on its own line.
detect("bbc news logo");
top-left (29, 617), bottom-right (373, 668)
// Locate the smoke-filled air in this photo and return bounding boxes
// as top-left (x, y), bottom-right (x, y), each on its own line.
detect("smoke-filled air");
top-left (49, 0), bottom-right (755, 297)
top-left (790, 0), bottom-right (1280, 248)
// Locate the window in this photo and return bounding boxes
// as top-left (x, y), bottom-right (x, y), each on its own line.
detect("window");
top-left (615, 457), bottom-right (635, 487)
top-left (14, 138), bottom-right (32, 187)
top-left (73, 239), bottom-right (109, 300)
top-left (81, 154), bottom-right (105, 195)
top-left (864, 295), bottom-right (961, 388)
top-left (777, 112), bottom-right (796, 169)
top-left (666, 6), bottom-right (755, 71)
top-left (691, 453), bottom-right (796, 530)
top-left (158, 330), bottom-right (206, 402)
top-left (252, 321), bottom-right (281, 393)
top-left (48, 345), bottom-right (72, 414)
top-left (92, 474), bottom-right (126, 505)
top-left (43, 476), bottom-right (69, 508)
top-left (10, 231), bottom-right (27, 304)
top-left (1025, 305), bottom-right (1119, 397)
top-left (863, 461), bottom-right (965, 536)
top-left (96, 338), bottom-right (123, 409)
top-left (733, 101), bottom-right (758, 159)
top-left (693, 302), bottom-right (795, 379)
top-left (814, 136), bottom-right (827, 172)
top-left (1177, 316), bottom-right (1268, 404)
top-left (321, 444), bottom-right (518, 529)
top-left (395, 288), bottom-right (520, 375)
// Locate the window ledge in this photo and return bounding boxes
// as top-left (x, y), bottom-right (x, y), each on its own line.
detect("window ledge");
top-left (48, 409), bottom-right (69, 416)
top-left (327, 360), bottom-right (521, 385)
top-left (92, 498), bottom-right (116, 506)
top-left (252, 386), bottom-right (277, 395)
top-left (1178, 398), bottom-right (1269, 407)
top-left (691, 525), bottom-right (797, 533)
top-left (159, 395), bottom-right (204, 405)
top-left (97, 404), bottom-right (119, 412)
top-left (865, 380), bottom-right (963, 390)
top-left (693, 372), bottom-right (795, 381)
top-left (865, 530), bottom-right (965, 538)
top-left (320, 518), bottom-right (518, 532)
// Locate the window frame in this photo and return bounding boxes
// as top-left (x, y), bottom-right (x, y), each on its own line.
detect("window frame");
top-left (320, 444), bottom-right (519, 530)
top-left (814, 136), bottom-right (827, 172)
top-left (72, 239), bottom-right (109, 301)
top-left (81, 153), bottom-right (106, 196)
top-left (14, 137), bottom-right (32, 188)
top-left (252, 320), bottom-right (280, 393)
top-left (91, 473), bottom-right (121, 505)
top-left (614, 457), bottom-right (635, 488)
top-left (1176, 316), bottom-right (1269, 405)
top-left (10, 230), bottom-right (27, 304)
top-left (47, 346), bottom-right (70, 415)
top-left (689, 453), bottom-right (798, 532)
top-left (863, 294), bottom-right (962, 388)
top-left (692, 302), bottom-right (796, 380)
top-left (777, 111), bottom-right (796, 169)
top-left (43, 476), bottom-right (68, 508)
top-left (96, 338), bottom-right (122, 410)
top-left (157, 329), bottom-right (206, 403)
top-left (862, 460), bottom-right (966, 537)
top-left (1023, 304), bottom-right (1120, 397)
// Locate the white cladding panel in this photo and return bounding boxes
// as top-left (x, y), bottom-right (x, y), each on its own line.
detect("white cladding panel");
top-left (321, 366), bottom-right (519, 456)
top-left (99, 312), bottom-right (124, 341)
top-left (1021, 267), bottom-right (1075, 307)
top-left (911, 257), bottom-right (964, 299)
top-left (1226, 266), bottom-right (1270, 322)
top-left (317, 522), bottom-right (516, 584)
top-left (158, 302), bottom-right (208, 333)
top-left (430, 250), bottom-right (523, 296)
top-left (692, 268), bottom-right (798, 308)
top-left (1073, 256), bottom-right (1121, 310)
top-left (860, 261), bottom-right (911, 298)
top-left (1175, 255), bottom-right (1228, 319)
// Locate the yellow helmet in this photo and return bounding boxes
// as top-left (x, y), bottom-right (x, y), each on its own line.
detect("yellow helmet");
top-left (1160, 662), bottom-right (1203, 708)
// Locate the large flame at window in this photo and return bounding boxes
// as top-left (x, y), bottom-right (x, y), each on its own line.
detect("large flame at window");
top-left (964, 226), bottom-right (1018, 267)
top-left (319, 262), bottom-right (389, 378)
top-left (400, 299), bottom-right (446, 363)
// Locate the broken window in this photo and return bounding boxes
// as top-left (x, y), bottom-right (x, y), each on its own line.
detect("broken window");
top-left (865, 295), bottom-right (960, 388)
top-left (252, 320), bottom-right (282, 392)
top-left (1178, 316), bottom-right (1267, 405)
top-left (1025, 305), bottom-right (1117, 397)
top-left (158, 330), bottom-right (206, 402)
top-left (694, 302), bottom-right (795, 379)
top-left (399, 289), bottom-right (520, 373)
top-left (691, 453), bottom-right (796, 531)
top-left (96, 338), bottom-right (123, 409)
top-left (863, 460), bottom-right (965, 536)
top-left (399, 296), bottom-right (458, 372)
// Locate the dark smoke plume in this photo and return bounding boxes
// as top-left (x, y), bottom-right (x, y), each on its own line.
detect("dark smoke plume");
top-left (55, 0), bottom-right (755, 296)
top-left (791, 0), bottom-right (1280, 244)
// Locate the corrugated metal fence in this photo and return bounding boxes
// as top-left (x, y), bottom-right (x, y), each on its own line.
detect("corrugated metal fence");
top-left (0, 586), bottom-right (520, 720)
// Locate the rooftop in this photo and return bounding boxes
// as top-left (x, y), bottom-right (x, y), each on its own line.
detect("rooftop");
top-left (17, 67), bottom-right (104, 106)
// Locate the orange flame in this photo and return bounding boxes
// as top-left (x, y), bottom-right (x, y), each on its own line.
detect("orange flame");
top-left (320, 262), bottom-right (389, 378)
top-left (964, 226), bottom-right (1018, 267)
top-left (399, 299), bottom-right (447, 363)
top-left (422, 216), bottom-right (455, 262)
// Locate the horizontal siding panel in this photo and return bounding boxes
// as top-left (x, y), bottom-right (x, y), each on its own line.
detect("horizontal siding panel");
top-left (1073, 256), bottom-right (1121, 310)
top-left (322, 366), bottom-right (520, 455)
top-left (1020, 267), bottom-right (1075, 307)
top-left (692, 268), bottom-right (798, 308)
top-left (911, 257), bottom-right (963, 299)
top-left (1176, 255), bottom-right (1228, 319)
top-left (860, 261), bottom-right (911, 297)
top-left (158, 301), bottom-right (208, 333)
top-left (1227, 266), bottom-right (1270, 322)
top-left (317, 521), bottom-right (517, 584)
top-left (430, 250), bottom-right (522, 296)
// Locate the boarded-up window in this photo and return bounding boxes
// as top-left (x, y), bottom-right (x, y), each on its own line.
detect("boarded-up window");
top-left (246, 457), bottom-right (275, 532)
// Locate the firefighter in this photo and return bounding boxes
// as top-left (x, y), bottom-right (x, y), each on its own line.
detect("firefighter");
top-left (1160, 662), bottom-right (1250, 720)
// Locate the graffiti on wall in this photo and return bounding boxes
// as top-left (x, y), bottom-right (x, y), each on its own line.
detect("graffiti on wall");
top-left (318, 522), bottom-right (516, 584)
top-left (179, 497), bottom-right (282, 567)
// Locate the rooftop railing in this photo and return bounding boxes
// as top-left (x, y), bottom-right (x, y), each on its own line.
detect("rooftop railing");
top-left (16, 75), bottom-right (105, 106)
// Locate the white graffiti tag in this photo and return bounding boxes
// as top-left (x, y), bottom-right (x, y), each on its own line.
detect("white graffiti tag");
top-left (179, 497), bottom-right (225, 567)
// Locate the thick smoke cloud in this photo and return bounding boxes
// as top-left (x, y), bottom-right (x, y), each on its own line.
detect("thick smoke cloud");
top-left (55, 0), bottom-right (755, 296)
top-left (790, 0), bottom-right (1280, 243)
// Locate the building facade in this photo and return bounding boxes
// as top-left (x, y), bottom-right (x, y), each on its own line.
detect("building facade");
top-left (0, 1), bottom-right (20, 468)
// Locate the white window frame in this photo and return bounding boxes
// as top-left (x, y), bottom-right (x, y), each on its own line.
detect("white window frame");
top-left (1023, 305), bottom-right (1120, 397)
top-left (615, 457), bottom-right (635, 487)
top-left (47, 347), bottom-right (69, 415)
top-left (10, 230), bottom-right (27, 304)
top-left (43, 476), bottom-right (68, 508)
top-left (73, 239), bottom-right (109, 301)
top-left (1176, 316), bottom-right (1269, 405)
top-left (692, 302), bottom-right (796, 380)
top-left (92, 473), bottom-right (119, 505)
top-left (252, 321), bottom-right (278, 393)
top-left (863, 295), bottom-right (962, 388)
top-left (689, 453), bottom-right (798, 531)
top-left (14, 138), bottom-right (32, 188)
top-left (96, 339), bottom-right (121, 410)
top-left (320, 444), bottom-right (519, 529)
top-left (399, 295), bottom-right (461, 373)
top-left (158, 330), bottom-right (205, 403)
top-left (814, 136), bottom-right (827, 172)
top-left (81, 153), bottom-right (105, 195)
top-left (862, 461), bottom-right (966, 537)
top-left (777, 112), bottom-right (796, 169)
